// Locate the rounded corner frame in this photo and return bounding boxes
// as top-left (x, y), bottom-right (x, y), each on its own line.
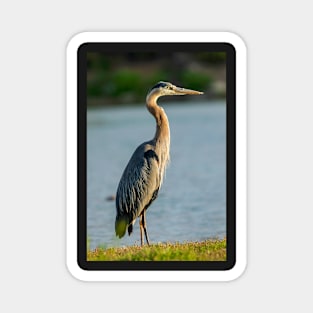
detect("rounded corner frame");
top-left (66, 31), bottom-right (247, 282)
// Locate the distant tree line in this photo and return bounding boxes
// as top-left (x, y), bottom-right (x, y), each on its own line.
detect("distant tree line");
top-left (87, 52), bottom-right (226, 106)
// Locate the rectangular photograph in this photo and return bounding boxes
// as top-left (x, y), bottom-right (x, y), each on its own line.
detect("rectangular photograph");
top-left (76, 42), bottom-right (236, 271)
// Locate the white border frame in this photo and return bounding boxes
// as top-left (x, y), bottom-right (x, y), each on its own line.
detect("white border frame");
top-left (66, 32), bottom-right (247, 282)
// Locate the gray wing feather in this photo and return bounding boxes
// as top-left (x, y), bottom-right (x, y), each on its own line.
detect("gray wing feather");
top-left (116, 143), bottom-right (160, 223)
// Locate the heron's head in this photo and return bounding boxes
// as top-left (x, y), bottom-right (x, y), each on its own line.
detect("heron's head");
top-left (149, 81), bottom-right (203, 97)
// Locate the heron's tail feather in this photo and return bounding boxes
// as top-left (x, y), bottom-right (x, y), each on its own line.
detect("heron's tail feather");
top-left (115, 216), bottom-right (128, 238)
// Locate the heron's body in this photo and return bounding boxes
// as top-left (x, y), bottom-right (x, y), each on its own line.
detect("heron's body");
top-left (115, 81), bottom-right (202, 245)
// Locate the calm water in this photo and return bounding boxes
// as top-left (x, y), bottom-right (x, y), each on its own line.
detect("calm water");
top-left (87, 100), bottom-right (226, 249)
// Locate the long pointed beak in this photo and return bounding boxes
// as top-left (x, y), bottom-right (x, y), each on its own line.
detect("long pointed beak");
top-left (173, 86), bottom-right (203, 95)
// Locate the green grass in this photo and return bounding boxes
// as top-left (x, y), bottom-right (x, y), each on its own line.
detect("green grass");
top-left (87, 238), bottom-right (226, 261)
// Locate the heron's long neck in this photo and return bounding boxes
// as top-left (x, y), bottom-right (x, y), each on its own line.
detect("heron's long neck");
top-left (146, 93), bottom-right (170, 145)
top-left (146, 92), bottom-right (170, 186)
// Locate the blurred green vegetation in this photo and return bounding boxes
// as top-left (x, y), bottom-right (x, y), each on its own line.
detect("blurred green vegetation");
top-left (87, 52), bottom-right (226, 106)
top-left (180, 70), bottom-right (212, 92)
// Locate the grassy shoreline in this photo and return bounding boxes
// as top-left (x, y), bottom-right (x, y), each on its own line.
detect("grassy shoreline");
top-left (87, 238), bottom-right (226, 261)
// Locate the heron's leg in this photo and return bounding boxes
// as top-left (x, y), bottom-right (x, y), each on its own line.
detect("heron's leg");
top-left (142, 210), bottom-right (150, 246)
top-left (139, 215), bottom-right (144, 246)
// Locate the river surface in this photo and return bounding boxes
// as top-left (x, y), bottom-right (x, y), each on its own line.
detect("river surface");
top-left (87, 100), bottom-right (226, 249)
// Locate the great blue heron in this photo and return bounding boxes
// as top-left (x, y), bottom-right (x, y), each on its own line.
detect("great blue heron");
top-left (115, 81), bottom-right (203, 245)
